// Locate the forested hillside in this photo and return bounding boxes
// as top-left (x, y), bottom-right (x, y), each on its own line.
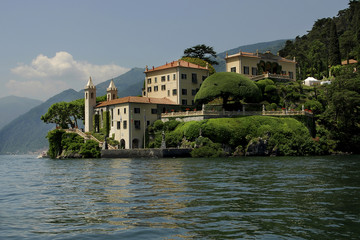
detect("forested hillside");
top-left (279, 1), bottom-right (360, 80)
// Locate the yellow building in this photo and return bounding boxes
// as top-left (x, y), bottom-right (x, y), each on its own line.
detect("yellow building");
top-left (143, 60), bottom-right (210, 105)
top-left (225, 50), bottom-right (296, 81)
top-left (84, 60), bottom-right (210, 149)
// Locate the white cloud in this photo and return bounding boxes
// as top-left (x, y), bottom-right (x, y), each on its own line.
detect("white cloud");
top-left (8, 51), bottom-right (130, 100)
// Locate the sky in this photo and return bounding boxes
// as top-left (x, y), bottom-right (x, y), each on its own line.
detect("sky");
top-left (0, 0), bottom-right (350, 101)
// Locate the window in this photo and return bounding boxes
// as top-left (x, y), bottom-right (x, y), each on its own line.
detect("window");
top-left (243, 66), bottom-right (249, 75)
top-left (111, 121), bottom-right (113, 127)
top-left (167, 75), bottom-right (170, 81)
top-left (173, 74), bottom-right (176, 80)
top-left (161, 85), bottom-right (166, 91)
top-left (90, 92), bottom-right (94, 99)
top-left (181, 74), bottom-right (187, 79)
top-left (182, 89), bottom-right (187, 95)
top-left (147, 78), bottom-right (151, 84)
top-left (192, 89), bottom-right (197, 96)
top-left (134, 120), bottom-right (141, 129)
top-left (289, 72), bottom-right (294, 79)
top-left (143, 91), bottom-right (146, 96)
top-left (191, 100), bottom-right (194, 105)
top-left (281, 71), bottom-right (286, 75)
top-left (202, 76), bottom-right (207, 81)
top-left (111, 109), bottom-right (113, 120)
top-left (231, 67), bottom-right (236, 72)
top-left (86, 92), bottom-right (88, 99)
top-left (147, 121), bottom-right (150, 126)
top-left (192, 73), bottom-right (197, 83)
top-left (134, 108), bottom-right (140, 114)
top-left (182, 99), bottom-right (188, 105)
top-left (147, 87), bottom-right (151, 92)
top-left (118, 109), bottom-right (120, 115)
top-left (151, 108), bottom-right (157, 114)
top-left (167, 90), bottom-right (170, 96)
top-left (117, 121), bottom-right (121, 129)
top-left (252, 67), bottom-right (258, 75)
top-left (154, 86), bottom-right (158, 92)
top-left (172, 89), bottom-right (177, 95)
top-left (123, 120), bottom-right (127, 129)
top-left (124, 108), bottom-right (126, 114)
top-left (161, 76), bottom-right (166, 82)
top-left (155, 77), bottom-right (157, 83)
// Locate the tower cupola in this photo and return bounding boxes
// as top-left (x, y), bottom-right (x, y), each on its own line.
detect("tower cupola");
top-left (84, 76), bottom-right (97, 132)
top-left (107, 79), bottom-right (118, 101)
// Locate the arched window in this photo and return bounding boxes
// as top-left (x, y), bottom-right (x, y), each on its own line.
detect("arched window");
top-left (90, 92), bottom-right (94, 99)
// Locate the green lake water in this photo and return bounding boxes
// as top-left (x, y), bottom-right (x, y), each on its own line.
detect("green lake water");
top-left (1, 155), bottom-right (359, 239)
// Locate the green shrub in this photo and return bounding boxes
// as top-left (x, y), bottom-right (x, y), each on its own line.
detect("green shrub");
top-left (153, 120), bottom-right (164, 131)
top-left (79, 140), bottom-right (100, 158)
top-left (164, 120), bottom-right (181, 131)
top-left (46, 129), bottom-right (65, 159)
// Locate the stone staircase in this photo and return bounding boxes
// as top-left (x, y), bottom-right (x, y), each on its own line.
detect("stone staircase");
top-left (64, 129), bottom-right (116, 150)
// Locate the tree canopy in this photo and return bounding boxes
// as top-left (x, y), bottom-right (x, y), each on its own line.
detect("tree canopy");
top-left (41, 99), bottom-right (84, 129)
top-left (181, 57), bottom-right (216, 75)
top-left (194, 72), bottom-right (261, 109)
top-left (279, 1), bottom-right (360, 79)
top-left (183, 44), bottom-right (218, 65)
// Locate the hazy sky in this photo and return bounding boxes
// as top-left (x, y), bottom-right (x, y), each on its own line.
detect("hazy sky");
top-left (0, 0), bottom-right (349, 100)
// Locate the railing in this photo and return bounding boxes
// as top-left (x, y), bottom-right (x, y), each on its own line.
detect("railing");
top-left (64, 128), bottom-right (116, 150)
top-left (250, 73), bottom-right (294, 81)
top-left (161, 109), bottom-right (312, 118)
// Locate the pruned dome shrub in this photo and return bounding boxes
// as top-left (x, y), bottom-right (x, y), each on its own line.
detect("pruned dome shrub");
top-left (194, 72), bottom-right (261, 107)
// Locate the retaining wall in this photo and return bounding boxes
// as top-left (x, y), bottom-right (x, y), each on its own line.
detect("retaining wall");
top-left (101, 148), bottom-right (192, 158)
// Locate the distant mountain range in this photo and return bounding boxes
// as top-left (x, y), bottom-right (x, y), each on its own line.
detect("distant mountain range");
top-left (0, 40), bottom-right (287, 154)
top-left (0, 96), bottom-right (43, 130)
top-left (0, 68), bottom-right (145, 154)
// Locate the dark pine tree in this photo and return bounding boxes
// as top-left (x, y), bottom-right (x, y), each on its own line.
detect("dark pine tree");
top-left (328, 19), bottom-right (342, 66)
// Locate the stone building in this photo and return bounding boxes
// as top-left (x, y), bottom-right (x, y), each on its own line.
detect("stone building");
top-left (225, 50), bottom-right (297, 81)
top-left (143, 60), bottom-right (209, 105)
top-left (84, 60), bottom-right (209, 149)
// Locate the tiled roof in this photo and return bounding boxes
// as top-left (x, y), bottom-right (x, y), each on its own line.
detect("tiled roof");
top-left (342, 59), bottom-right (358, 65)
top-left (95, 96), bottom-right (177, 108)
top-left (145, 60), bottom-right (208, 73)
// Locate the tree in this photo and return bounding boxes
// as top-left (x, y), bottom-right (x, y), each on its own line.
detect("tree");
top-left (328, 20), bottom-right (341, 66)
top-left (194, 72), bottom-right (261, 109)
top-left (183, 44), bottom-right (218, 65)
top-left (340, 30), bottom-right (356, 64)
top-left (181, 57), bottom-right (216, 75)
top-left (41, 100), bottom-right (84, 129)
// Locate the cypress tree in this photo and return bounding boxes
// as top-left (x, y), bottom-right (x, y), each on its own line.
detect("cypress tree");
top-left (328, 20), bottom-right (341, 66)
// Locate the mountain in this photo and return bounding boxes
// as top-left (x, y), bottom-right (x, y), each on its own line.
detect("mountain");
top-left (0, 96), bottom-right (42, 130)
top-left (0, 68), bottom-right (145, 154)
top-left (94, 67), bottom-right (145, 97)
top-left (0, 89), bottom-right (83, 154)
top-left (213, 39), bottom-right (289, 72)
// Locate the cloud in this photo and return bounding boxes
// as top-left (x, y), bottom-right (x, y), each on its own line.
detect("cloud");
top-left (8, 51), bottom-right (130, 100)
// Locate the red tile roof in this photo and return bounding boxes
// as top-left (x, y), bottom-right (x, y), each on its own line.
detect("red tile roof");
top-left (342, 59), bottom-right (358, 65)
top-left (145, 60), bottom-right (208, 73)
top-left (95, 96), bottom-right (177, 108)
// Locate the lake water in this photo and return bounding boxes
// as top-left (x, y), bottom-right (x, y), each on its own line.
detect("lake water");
top-left (0, 155), bottom-right (360, 239)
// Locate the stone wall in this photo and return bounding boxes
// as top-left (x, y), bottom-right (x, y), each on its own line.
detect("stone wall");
top-left (101, 148), bottom-right (192, 158)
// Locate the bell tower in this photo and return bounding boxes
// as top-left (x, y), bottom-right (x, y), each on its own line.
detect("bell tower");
top-left (84, 77), bottom-right (96, 132)
top-left (107, 79), bottom-right (118, 101)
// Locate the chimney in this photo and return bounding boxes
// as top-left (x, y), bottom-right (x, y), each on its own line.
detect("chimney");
top-left (226, 52), bottom-right (228, 58)
top-left (145, 65), bottom-right (148, 71)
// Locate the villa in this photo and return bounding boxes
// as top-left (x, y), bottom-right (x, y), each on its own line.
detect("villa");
top-left (225, 50), bottom-right (296, 81)
top-left (85, 60), bottom-right (210, 149)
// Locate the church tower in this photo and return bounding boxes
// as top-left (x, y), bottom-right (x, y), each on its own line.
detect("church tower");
top-left (84, 77), bottom-right (96, 132)
top-left (107, 79), bottom-right (118, 101)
